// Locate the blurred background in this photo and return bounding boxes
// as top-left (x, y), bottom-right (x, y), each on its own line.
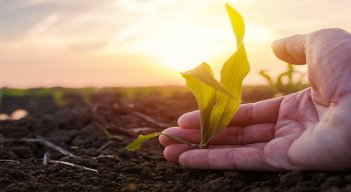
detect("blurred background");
top-left (1, 0), bottom-right (351, 88)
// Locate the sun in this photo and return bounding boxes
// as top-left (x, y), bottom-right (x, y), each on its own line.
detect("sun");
top-left (145, 24), bottom-right (229, 72)
top-left (148, 38), bottom-right (216, 72)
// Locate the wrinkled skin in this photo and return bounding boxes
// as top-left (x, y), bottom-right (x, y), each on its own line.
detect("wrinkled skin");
top-left (159, 28), bottom-right (351, 171)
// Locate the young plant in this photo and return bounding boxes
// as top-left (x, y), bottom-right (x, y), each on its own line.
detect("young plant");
top-left (259, 63), bottom-right (307, 95)
top-left (125, 3), bottom-right (250, 151)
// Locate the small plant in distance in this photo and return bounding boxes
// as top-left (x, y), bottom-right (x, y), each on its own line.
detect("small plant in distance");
top-left (125, 3), bottom-right (250, 151)
top-left (259, 63), bottom-right (307, 96)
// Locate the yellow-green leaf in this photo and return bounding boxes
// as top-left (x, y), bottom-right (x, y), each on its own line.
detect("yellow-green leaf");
top-left (181, 63), bottom-right (217, 147)
top-left (225, 3), bottom-right (245, 47)
top-left (207, 46), bottom-right (250, 145)
top-left (124, 132), bottom-right (161, 151)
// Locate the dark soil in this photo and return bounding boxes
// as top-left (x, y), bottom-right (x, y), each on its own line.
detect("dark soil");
top-left (0, 87), bottom-right (350, 192)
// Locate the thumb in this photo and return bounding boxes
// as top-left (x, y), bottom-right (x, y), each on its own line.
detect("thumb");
top-left (272, 34), bottom-right (307, 65)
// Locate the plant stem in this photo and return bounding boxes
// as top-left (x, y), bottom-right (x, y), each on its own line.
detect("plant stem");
top-left (161, 133), bottom-right (198, 148)
top-left (200, 144), bottom-right (209, 149)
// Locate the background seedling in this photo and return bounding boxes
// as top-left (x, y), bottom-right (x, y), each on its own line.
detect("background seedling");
top-left (259, 63), bottom-right (308, 96)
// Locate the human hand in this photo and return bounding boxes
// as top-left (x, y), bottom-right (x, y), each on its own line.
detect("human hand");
top-left (159, 28), bottom-right (351, 171)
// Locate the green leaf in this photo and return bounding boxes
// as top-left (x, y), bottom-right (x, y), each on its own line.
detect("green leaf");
top-left (181, 63), bottom-right (218, 148)
top-left (207, 47), bottom-right (249, 145)
top-left (225, 3), bottom-right (245, 47)
top-left (181, 4), bottom-right (250, 148)
top-left (124, 132), bottom-right (161, 151)
top-left (259, 70), bottom-right (273, 86)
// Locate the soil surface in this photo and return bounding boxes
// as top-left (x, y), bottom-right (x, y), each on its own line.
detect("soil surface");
top-left (0, 87), bottom-right (350, 192)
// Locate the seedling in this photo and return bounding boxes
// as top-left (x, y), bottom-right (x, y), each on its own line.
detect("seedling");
top-left (125, 3), bottom-right (250, 151)
top-left (259, 63), bottom-right (307, 95)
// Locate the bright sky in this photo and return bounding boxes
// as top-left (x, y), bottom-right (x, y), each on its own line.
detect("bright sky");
top-left (1, 0), bottom-right (351, 87)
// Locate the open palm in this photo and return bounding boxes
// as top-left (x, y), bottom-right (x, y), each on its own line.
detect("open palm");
top-left (159, 28), bottom-right (351, 170)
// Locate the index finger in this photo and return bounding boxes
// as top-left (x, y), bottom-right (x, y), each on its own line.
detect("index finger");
top-left (178, 96), bottom-right (283, 129)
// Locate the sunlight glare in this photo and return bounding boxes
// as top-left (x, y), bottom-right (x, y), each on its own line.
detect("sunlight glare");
top-left (149, 36), bottom-right (215, 71)
top-left (245, 24), bottom-right (273, 43)
top-left (146, 23), bottom-right (230, 71)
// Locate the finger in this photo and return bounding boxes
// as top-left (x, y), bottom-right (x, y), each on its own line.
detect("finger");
top-left (177, 110), bottom-right (200, 129)
top-left (272, 34), bottom-right (306, 64)
top-left (230, 97), bottom-right (283, 126)
top-left (159, 123), bottom-right (275, 147)
top-left (178, 97), bottom-right (283, 129)
top-left (163, 144), bottom-right (192, 162)
top-left (208, 142), bottom-right (266, 149)
top-left (179, 146), bottom-right (279, 170)
top-left (163, 143), bottom-right (265, 162)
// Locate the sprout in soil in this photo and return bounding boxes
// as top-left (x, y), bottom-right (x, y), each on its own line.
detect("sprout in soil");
top-left (125, 3), bottom-right (250, 151)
